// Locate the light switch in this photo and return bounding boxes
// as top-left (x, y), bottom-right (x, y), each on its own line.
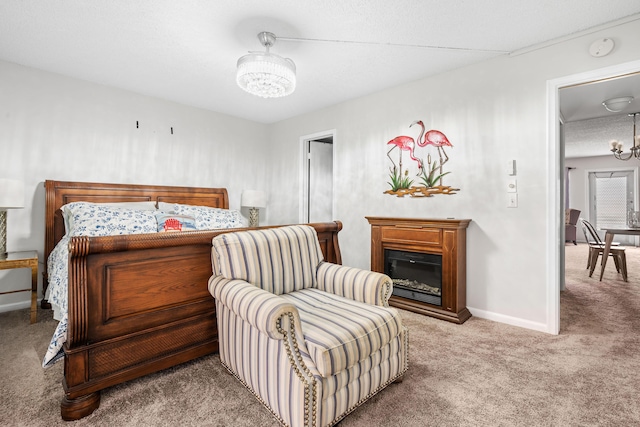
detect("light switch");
top-left (507, 160), bottom-right (516, 176)
top-left (507, 193), bottom-right (518, 208)
top-left (507, 179), bottom-right (517, 193)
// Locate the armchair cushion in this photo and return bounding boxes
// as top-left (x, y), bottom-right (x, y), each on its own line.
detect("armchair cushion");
top-left (565, 208), bottom-right (581, 226)
top-left (280, 288), bottom-right (403, 377)
top-left (316, 262), bottom-right (393, 307)
top-left (211, 225), bottom-right (323, 294)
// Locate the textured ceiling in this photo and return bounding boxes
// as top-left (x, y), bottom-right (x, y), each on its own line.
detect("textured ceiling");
top-left (564, 113), bottom-right (638, 158)
top-left (1, 1), bottom-right (640, 124)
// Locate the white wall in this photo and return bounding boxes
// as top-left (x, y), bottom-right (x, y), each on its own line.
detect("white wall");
top-left (267, 19), bottom-right (640, 332)
top-left (567, 154), bottom-right (640, 242)
top-left (0, 61), bottom-right (269, 311)
top-left (2, 19), bottom-right (639, 332)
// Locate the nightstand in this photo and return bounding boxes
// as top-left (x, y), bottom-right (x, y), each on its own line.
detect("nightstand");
top-left (0, 251), bottom-right (38, 323)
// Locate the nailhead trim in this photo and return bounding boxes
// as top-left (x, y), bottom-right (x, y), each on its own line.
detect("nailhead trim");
top-left (221, 313), bottom-right (408, 427)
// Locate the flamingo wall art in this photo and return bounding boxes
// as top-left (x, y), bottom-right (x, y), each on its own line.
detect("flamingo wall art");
top-left (385, 119), bottom-right (459, 198)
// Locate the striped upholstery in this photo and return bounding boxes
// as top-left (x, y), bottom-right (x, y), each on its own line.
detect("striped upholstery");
top-left (280, 288), bottom-right (402, 377)
top-left (212, 225), bottom-right (324, 294)
top-left (209, 225), bottom-right (408, 427)
top-left (316, 262), bottom-right (392, 307)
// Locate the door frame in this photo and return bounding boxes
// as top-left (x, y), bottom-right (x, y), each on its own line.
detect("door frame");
top-left (547, 59), bottom-right (640, 335)
top-left (299, 129), bottom-right (337, 223)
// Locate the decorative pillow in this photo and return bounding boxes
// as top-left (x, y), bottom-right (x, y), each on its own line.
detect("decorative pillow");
top-left (61, 201), bottom-right (157, 235)
top-left (62, 202), bottom-right (157, 237)
top-left (159, 202), bottom-right (244, 230)
top-left (155, 212), bottom-right (197, 232)
top-left (157, 201), bottom-right (178, 212)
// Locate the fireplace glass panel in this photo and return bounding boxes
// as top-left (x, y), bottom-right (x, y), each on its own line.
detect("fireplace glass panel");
top-left (384, 249), bottom-right (442, 306)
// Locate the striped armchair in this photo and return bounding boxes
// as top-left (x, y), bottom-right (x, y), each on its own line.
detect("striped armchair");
top-left (208, 225), bottom-right (408, 427)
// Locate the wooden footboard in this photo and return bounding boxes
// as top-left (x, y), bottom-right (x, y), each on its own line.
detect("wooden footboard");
top-left (60, 222), bottom-right (342, 421)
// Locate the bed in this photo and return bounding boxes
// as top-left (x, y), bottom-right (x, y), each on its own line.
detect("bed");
top-left (42, 180), bottom-right (343, 421)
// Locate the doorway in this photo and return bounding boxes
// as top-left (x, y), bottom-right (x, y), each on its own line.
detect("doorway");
top-left (299, 130), bottom-right (336, 223)
top-left (548, 59), bottom-right (640, 334)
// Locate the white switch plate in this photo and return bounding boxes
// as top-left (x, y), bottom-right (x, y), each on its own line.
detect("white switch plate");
top-left (507, 193), bottom-right (518, 208)
top-left (507, 160), bottom-right (516, 176)
top-left (507, 179), bottom-right (517, 193)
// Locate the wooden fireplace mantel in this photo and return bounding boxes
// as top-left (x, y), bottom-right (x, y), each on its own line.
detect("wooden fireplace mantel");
top-left (366, 217), bottom-right (471, 324)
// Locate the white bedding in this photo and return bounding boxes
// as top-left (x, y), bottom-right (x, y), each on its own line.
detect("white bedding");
top-left (42, 202), bottom-right (246, 368)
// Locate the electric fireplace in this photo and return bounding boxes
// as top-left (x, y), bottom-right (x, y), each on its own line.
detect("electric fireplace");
top-left (367, 217), bottom-right (471, 324)
top-left (385, 249), bottom-right (442, 306)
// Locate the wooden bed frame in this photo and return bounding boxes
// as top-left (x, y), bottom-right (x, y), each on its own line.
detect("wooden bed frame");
top-left (43, 180), bottom-right (343, 421)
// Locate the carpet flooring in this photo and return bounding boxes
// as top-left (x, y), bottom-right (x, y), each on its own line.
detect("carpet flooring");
top-left (1, 243), bottom-right (638, 426)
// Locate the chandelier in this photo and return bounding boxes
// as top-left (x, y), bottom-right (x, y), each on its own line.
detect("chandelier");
top-left (236, 32), bottom-right (296, 98)
top-left (610, 112), bottom-right (640, 160)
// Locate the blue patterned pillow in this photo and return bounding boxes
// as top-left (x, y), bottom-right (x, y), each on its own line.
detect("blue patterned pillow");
top-left (159, 203), bottom-right (244, 230)
top-left (61, 201), bottom-right (157, 235)
top-left (62, 202), bottom-right (157, 237)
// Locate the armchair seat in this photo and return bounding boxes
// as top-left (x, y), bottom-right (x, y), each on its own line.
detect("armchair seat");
top-left (280, 288), bottom-right (403, 377)
top-left (209, 225), bottom-right (408, 427)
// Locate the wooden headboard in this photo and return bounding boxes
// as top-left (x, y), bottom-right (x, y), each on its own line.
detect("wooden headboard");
top-left (44, 180), bottom-right (229, 264)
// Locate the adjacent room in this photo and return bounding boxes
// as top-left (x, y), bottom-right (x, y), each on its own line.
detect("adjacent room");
top-left (1, 2), bottom-right (640, 426)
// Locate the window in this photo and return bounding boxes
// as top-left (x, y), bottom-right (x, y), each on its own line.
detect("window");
top-left (588, 170), bottom-right (636, 244)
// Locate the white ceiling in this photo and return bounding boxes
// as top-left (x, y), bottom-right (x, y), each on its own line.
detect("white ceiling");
top-left (1, 1), bottom-right (640, 124)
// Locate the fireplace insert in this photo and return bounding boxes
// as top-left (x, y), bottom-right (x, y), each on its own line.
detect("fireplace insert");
top-left (384, 249), bottom-right (442, 306)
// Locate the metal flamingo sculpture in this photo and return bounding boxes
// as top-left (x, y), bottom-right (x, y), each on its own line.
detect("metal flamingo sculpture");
top-left (417, 127), bottom-right (453, 183)
top-left (386, 120), bottom-right (425, 174)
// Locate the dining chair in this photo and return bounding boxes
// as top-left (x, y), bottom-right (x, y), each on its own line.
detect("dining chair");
top-left (579, 218), bottom-right (627, 281)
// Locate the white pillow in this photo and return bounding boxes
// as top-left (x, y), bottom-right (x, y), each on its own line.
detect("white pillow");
top-left (62, 202), bottom-right (157, 237)
top-left (94, 201), bottom-right (157, 210)
top-left (159, 202), bottom-right (244, 230)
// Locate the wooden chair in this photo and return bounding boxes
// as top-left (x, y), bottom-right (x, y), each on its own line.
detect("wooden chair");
top-left (579, 218), bottom-right (627, 281)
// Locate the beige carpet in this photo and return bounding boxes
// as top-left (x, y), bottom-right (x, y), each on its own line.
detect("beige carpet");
top-left (1, 243), bottom-right (639, 426)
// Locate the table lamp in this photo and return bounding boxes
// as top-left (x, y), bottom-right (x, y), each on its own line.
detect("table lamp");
top-left (0, 179), bottom-right (25, 255)
top-left (241, 190), bottom-right (267, 227)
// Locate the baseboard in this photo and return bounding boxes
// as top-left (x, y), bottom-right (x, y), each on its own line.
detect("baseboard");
top-left (467, 306), bottom-right (550, 334)
top-left (0, 300), bottom-right (34, 314)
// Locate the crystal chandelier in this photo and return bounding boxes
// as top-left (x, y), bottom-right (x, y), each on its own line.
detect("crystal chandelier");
top-left (610, 112), bottom-right (640, 160)
top-left (236, 32), bottom-right (296, 98)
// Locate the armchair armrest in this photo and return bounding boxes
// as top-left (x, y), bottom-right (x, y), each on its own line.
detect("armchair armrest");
top-left (208, 275), bottom-right (301, 340)
top-left (315, 262), bottom-right (393, 307)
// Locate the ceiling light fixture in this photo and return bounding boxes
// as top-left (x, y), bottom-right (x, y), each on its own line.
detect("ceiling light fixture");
top-left (236, 32), bottom-right (296, 98)
top-left (609, 112), bottom-right (640, 161)
top-left (602, 96), bottom-right (633, 113)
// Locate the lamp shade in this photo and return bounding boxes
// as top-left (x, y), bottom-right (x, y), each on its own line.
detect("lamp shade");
top-left (241, 190), bottom-right (267, 208)
top-left (0, 179), bottom-right (24, 209)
